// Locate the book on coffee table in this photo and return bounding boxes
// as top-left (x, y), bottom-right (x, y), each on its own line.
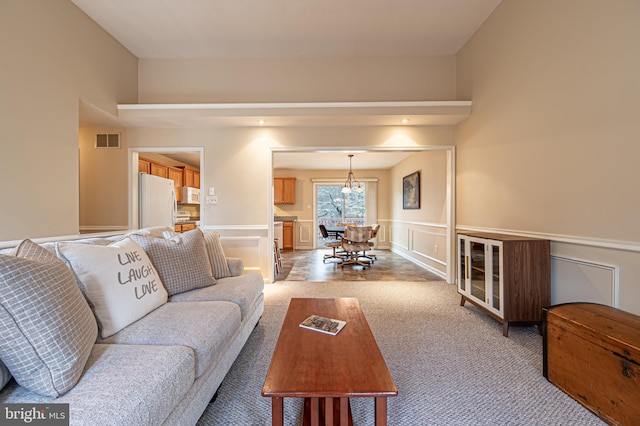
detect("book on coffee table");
top-left (299, 314), bottom-right (347, 335)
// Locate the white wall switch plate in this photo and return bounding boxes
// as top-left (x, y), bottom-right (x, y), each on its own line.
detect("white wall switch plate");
top-left (208, 187), bottom-right (215, 196)
top-left (206, 196), bottom-right (218, 204)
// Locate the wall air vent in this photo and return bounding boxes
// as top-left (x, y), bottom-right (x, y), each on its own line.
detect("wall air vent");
top-left (95, 133), bottom-right (120, 148)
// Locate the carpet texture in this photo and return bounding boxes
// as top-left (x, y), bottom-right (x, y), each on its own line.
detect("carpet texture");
top-left (197, 281), bottom-right (605, 425)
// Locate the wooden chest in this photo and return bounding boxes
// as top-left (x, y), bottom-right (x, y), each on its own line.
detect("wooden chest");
top-left (543, 303), bottom-right (640, 425)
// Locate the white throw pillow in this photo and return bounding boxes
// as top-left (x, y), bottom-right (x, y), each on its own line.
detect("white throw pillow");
top-left (58, 237), bottom-right (168, 338)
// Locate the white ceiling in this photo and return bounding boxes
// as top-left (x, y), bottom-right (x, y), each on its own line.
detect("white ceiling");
top-left (71, 0), bottom-right (501, 59)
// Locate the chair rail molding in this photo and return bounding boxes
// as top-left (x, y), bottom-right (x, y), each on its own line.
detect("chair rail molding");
top-left (455, 225), bottom-right (640, 253)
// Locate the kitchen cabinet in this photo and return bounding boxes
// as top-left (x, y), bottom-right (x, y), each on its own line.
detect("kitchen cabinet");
top-left (274, 178), bottom-right (296, 204)
top-left (458, 232), bottom-right (550, 337)
top-left (183, 167), bottom-right (200, 189)
top-left (168, 167), bottom-right (183, 203)
top-left (140, 157), bottom-right (200, 203)
top-left (138, 158), bottom-right (151, 174)
top-left (282, 221), bottom-right (294, 251)
top-left (150, 162), bottom-right (168, 178)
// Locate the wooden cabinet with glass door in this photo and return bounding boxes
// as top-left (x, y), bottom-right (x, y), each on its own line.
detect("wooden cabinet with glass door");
top-left (458, 232), bottom-right (550, 337)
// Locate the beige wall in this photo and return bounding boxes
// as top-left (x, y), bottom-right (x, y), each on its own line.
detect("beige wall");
top-left (127, 126), bottom-right (455, 227)
top-left (388, 150), bottom-right (449, 275)
top-left (78, 127), bottom-right (129, 232)
top-left (456, 0), bottom-right (639, 241)
top-left (0, 0), bottom-right (138, 241)
top-left (455, 0), bottom-right (640, 314)
top-left (139, 56), bottom-right (456, 103)
top-left (126, 126), bottom-right (455, 279)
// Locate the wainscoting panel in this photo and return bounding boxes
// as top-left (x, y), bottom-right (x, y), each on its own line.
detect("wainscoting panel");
top-left (204, 226), bottom-right (268, 278)
top-left (411, 229), bottom-right (447, 267)
top-left (389, 224), bottom-right (409, 250)
top-left (389, 221), bottom-right (447, 278)
top-left (219, 236), bottom-right (263, 273)
top-left (296, 220), bottom-right (313, 250)
top-left (551, 256), bottom-right (619, 307)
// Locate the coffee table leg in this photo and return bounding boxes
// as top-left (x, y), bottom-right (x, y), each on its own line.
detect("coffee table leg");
top-left (324, 397), bottom-right (333, 425)
top-left (310, 398), bottom-right (319, 426)
top-left (272, 397), bottom-right (283, 426)
top-left (375, 397), bottom-right (387, 426)
top-left (340, 397), bottom-right (349, 425)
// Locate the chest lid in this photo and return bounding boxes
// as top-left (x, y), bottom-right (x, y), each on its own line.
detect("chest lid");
top-left (545, 303), bottom-right (640, 362)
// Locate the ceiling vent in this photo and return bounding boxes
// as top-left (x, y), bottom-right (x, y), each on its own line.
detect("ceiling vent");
top-left (95, 133), bottom-right (120, 148)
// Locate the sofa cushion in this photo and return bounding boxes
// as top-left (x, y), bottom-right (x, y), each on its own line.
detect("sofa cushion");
top-left (100, 301), bottom-right (241, 378)
top-left (0, 239), bottom-right (97, 397)
top-left (58, 237), bottom-right (168, 338)
top-left (170, 273), bottom-right (264, 321)
top-left (130, 229), bottom-right (216, 296)
top-left (202, 231), bottom-right (232, 279)
top-left (0, 343), bottom-right (195, 426)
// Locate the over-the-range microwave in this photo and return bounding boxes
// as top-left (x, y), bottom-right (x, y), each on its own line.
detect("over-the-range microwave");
top-left (182, 187), bottom-right (200, 204)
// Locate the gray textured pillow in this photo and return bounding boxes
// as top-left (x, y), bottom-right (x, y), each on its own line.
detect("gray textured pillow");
top-left (131, 229), bottom-right (216, 296)
top-left (202, 231), bottom-right (232, 279)
top-left (0, 239), bottom-right (97, 397)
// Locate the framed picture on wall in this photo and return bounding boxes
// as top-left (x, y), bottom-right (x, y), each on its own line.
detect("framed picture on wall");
top-left (403, 171), bottom-right (420, 209)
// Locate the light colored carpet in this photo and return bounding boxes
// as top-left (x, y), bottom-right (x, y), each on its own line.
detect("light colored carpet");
top-left (197, 281), bottom-right (605, 425)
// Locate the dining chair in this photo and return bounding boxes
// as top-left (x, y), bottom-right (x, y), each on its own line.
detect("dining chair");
top-left (340, 226), bottom-right (373, 268)
top-left (319, 224), bottom-right (343, 263)
top-left (362, 223), bottom-right (380, 262)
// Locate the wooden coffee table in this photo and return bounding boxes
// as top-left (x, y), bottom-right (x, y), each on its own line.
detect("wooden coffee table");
top-left (262, 298), bottom-right (397, 426)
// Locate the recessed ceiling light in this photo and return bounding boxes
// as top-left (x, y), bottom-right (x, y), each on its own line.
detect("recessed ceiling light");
top-left (402, 118), bottom-right (410, 124)
top-left (258, 119), bottom-right (265, 125)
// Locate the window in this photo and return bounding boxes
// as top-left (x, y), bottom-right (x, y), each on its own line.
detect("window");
top-left (316, 185), bottom-right (366, 241)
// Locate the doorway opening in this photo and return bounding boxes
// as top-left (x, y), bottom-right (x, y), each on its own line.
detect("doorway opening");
top-left (128, 148), bottom-right (203, 230)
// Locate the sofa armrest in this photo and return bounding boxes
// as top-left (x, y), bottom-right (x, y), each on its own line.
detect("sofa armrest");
top-left (226, 258), bottom-right (244, 277)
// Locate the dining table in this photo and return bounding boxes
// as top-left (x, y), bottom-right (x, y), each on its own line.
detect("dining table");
top-left (325, 226), bottom-right (346, 239)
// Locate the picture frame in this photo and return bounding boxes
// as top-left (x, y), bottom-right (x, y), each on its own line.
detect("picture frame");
top-left (402, 171), bottom-right (420, 209)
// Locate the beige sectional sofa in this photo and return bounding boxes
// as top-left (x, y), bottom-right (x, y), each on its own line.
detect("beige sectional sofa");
top-left (0, 228), bottom-right (264, 425)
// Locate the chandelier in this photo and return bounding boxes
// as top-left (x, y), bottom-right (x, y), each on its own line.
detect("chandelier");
top-left (341, 154), bottom-right (364, 193)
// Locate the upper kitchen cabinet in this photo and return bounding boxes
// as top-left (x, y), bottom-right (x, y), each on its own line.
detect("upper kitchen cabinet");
top-left (150, 162), bottom-right (168, 178)
top-left (182, 167), bottom-right (200, 189)
top-left (167, 167), bottom-right (183, 203)
top-left (138, 158), bottom-right (151, 174)
top-left (274, 178), bottom-right (296, 204)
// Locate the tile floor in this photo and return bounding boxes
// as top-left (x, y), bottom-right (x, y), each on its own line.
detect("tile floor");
top-left (275, 248), bottom-right (442, 282)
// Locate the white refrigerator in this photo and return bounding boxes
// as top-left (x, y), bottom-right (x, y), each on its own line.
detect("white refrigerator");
top-left (139, 173), bottom-right (177, 228)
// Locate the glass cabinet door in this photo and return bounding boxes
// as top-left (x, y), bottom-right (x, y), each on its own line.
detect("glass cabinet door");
top-left (459, 238), bottom-right (466, 291)
top-left (469, 241), bottom-right (486, 301)
top-left (490, 244), bottom-right (501, 311)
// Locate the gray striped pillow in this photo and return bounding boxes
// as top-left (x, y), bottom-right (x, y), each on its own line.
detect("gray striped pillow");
top-left (202, 231), bottom-right (232, 279)
top-left (131, 230), bottom-right (216, 296)
top-left (0, 239), bottom-right (97, 397)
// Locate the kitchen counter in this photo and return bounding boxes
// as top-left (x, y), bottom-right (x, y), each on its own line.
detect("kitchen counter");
top-left (274, 216), bottom-right (297, 222)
